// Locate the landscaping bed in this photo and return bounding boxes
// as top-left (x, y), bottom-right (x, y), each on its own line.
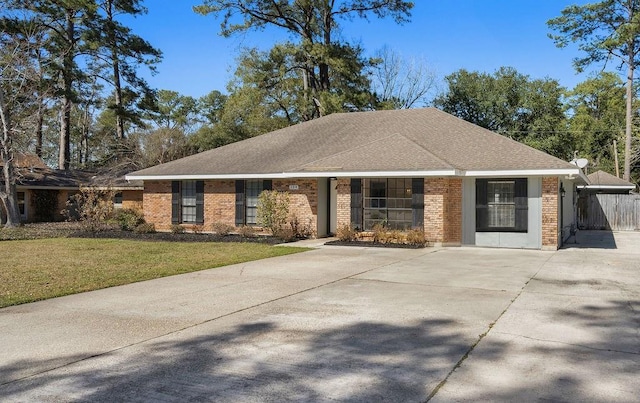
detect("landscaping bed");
top-left (69, 229), bottom-right (284, 244)
top-left (325, 239), bottom-right (428, 249)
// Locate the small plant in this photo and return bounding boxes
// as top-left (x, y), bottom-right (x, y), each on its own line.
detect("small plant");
top-left (372, 223), bottom-right (386, 243)
top-left (170, 224), bottom-right (185, 234)
top-left (114, 208), bottom-right (145, 231)
top-left (133, 223), bottom-right (156, 234)
top-left (237, 225), bottom-right (256, 238)
top-left (406, 228), bottom-right (427, 246)
top-left (336, 223), bottom-right (357, 242)
top-left (192, 224), bottom-right (205, 234)
top-left (289, 215), bottom-right (314, 239)
top-left (257, 190), bottom-right (290, 236)
top-left (275, 226), bottom-right (296, 242)
top-left (212, 222), bottom-right (233, 236)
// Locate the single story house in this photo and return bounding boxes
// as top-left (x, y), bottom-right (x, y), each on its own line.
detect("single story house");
top-left (578, 170), bottom-right (636, 194)
top-left (1, 153), bottom-right (143, 224)
top-left (126, 108), bottom-right (585, 250)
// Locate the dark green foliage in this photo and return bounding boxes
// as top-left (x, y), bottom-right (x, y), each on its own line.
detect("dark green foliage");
top-left (32, 190), bottom-right (59, 222)
top-left (114, 208), bottom-right (145, 231)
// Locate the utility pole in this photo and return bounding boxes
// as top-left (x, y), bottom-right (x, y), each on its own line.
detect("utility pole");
top-left (613, 139), bottom-right (620, 178)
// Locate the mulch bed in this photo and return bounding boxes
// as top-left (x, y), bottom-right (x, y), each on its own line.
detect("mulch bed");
top-left (69, 230), bottom-right (284, 244)
top-left (325, 240), bottom-right (428, 249)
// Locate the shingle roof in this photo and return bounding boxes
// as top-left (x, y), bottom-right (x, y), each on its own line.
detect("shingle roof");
top-left (128, 108), bottom-right (577, 178)
top-left (586, 170), bottom-right (635, 188)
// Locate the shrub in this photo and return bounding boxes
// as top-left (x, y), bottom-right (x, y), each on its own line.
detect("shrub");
top-left (192, 224), bottom-right (205, 234)
top-left (274, 226), bottom-right (296, 242)
top-left (257, 190), bottom-right (290, 236)
top-left (170, 224), bottom-right (185, 234)
top-left (406, 228), bottom-right (427, 246)
top-left (336, 224), bottom-right (357, 242)
top-left (114, 209), bottom-right (145, 231)
top-left (63, 187), bottom-right (116, 232)
top-left (372, 223), bottom-right (386, 243)
top-left (237, 225), bottom-right (256, 238)
top-left (133, 223), bottom-right (156, 234)
top-left (212, 222), bottom-right (233, 236)
top-left (289, 215), bottom-right (314, 239)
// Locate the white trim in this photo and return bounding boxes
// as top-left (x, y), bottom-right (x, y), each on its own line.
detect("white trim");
top-left (463, 169), bottom-right (579, 177)
top-left (577, 185), bottom-right (636, 190)
top-left (126, 170), bottom-right (459, 181)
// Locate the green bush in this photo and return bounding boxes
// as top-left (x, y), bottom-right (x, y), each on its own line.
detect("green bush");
top-left (257, 190), bottom-right (290, 236)
top-left (114, 209), bottom-right (145, 231)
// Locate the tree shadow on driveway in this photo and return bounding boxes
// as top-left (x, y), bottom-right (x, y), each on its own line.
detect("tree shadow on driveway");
top-left (0, 318), bottom-right (492, 402)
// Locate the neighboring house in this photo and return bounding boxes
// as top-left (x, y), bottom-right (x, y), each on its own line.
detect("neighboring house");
top-left (0, 153), bottom-right (143, 224)
top-left (126, 108), bottom-right (585, 250)
top-left (579, 170), bottom-right (636, 194)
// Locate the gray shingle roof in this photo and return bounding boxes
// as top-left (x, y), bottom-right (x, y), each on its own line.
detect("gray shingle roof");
top-left (586, 170), bottom-right (635, 188)
top-left (128, 108), bottom-right (577, 178)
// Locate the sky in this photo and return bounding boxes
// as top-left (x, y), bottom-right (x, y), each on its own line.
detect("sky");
top-left (123, 0), bottom-right (598, 100)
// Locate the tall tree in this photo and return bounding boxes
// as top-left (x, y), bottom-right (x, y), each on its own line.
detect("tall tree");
top-left (194, 0), bottom-right (413, 119)
top-left (91, 0), bottom-right (161, 140)
top-left (548, 0), bottom-right (640, 180)
top-left (434, 67), bottom-right (570, 159)
top-left (567, 72), bottom-right (626, 173)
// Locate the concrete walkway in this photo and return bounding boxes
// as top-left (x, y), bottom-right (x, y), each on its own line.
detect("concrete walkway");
top-left (0, 231), bottom-right (639, 401)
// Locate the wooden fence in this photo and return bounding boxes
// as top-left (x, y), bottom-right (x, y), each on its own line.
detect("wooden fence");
top-left (577, 193), bottom-right (640, 231)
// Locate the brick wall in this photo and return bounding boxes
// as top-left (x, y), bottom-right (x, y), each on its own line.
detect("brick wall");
top-left (142, 179), bottom-right (319, 234)
top-left (541, 176), bottom-right (559, 249)
top-left (274, 179), bottom-right (318, 235)
top-left (143, 181), bottom-right (173, 231)
top-left (424, 178), bottom-right (462, 245)
top-left (336, 178), bottom-right (351, 228)
top-left (122, 190), bottom-right (143, 212)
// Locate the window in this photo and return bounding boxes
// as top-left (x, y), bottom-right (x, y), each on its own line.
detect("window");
top-left (363, 178), bottom-right (413, 230)
top-left (181, 181), bottom-right (197, 223)
top-left (235, 180), bottom-right (272, 226)
top-left (476, 178), bottom-right (527, 232)
top-left (171, 180), bottom-right (204, 224)
top-left (245, 180), bottom-right (261, 225)
top-left (17, 191), bottom-right (26, 217)
top-left (113, 192), bottom-right (123, 209)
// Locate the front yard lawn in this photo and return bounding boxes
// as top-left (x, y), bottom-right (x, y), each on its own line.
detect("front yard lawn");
top-left (0, 238), bottom-right (307, 308)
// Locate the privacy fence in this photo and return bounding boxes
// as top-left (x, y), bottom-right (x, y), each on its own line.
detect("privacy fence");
top-left (578, 193), bottom-right (640, 231)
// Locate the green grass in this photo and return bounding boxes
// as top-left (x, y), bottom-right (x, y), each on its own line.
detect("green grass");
top-left (0, 238), bottom-right (308, 308)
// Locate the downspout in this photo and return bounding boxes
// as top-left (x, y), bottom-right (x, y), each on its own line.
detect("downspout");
top-left (559, 182), bottom-right (565, 246)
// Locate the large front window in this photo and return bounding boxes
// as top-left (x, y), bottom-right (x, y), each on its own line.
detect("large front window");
top-left (363, 178), bottom-right (413, 230)
top-left (476, 178), bottom-right (527, 232)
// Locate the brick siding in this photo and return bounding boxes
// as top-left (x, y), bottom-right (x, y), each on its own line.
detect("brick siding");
top-left (541, 176), bottom-right (559, 249)
top-left (142, 179), bottom-right (318, 234)
top-left (336, 178), bottom-right (351, 228)
top-left (424, 178), bottom-right (462, 245)
top-left (122, 190), bottom-right (143, 212)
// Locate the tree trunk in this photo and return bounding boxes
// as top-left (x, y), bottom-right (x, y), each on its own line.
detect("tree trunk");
top-left (0, 87), bottom-right (21, 227)
top-left (59, 8), bottom-right (74, 171)
top-left (35, 100), bottom-right (44, 158)
top-left (107, 0), bottom-right (125, 140)
top-left (624, 51), bottom-right (634, 181)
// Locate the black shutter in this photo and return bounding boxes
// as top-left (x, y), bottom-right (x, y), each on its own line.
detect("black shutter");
top-left (171, 181), bottom-right (181, 224)
top-left (235, 180), bottom-right (245, 226)
top-left (262, 180), bottom-right (272, 191)
top-left (514, 178), bottom-right (528, 231)
top-left (195, 180), bottom-right (204, 224)
top-left (412, 178), bottom-right (424, 228)
top-left (350, 178), bottom-right (362, 229)
top-left (475, 179), bottom-right (488, 231)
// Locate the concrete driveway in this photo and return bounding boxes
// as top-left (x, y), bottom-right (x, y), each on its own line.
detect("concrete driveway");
top-left (1, 231), bottom-right (639, 402)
